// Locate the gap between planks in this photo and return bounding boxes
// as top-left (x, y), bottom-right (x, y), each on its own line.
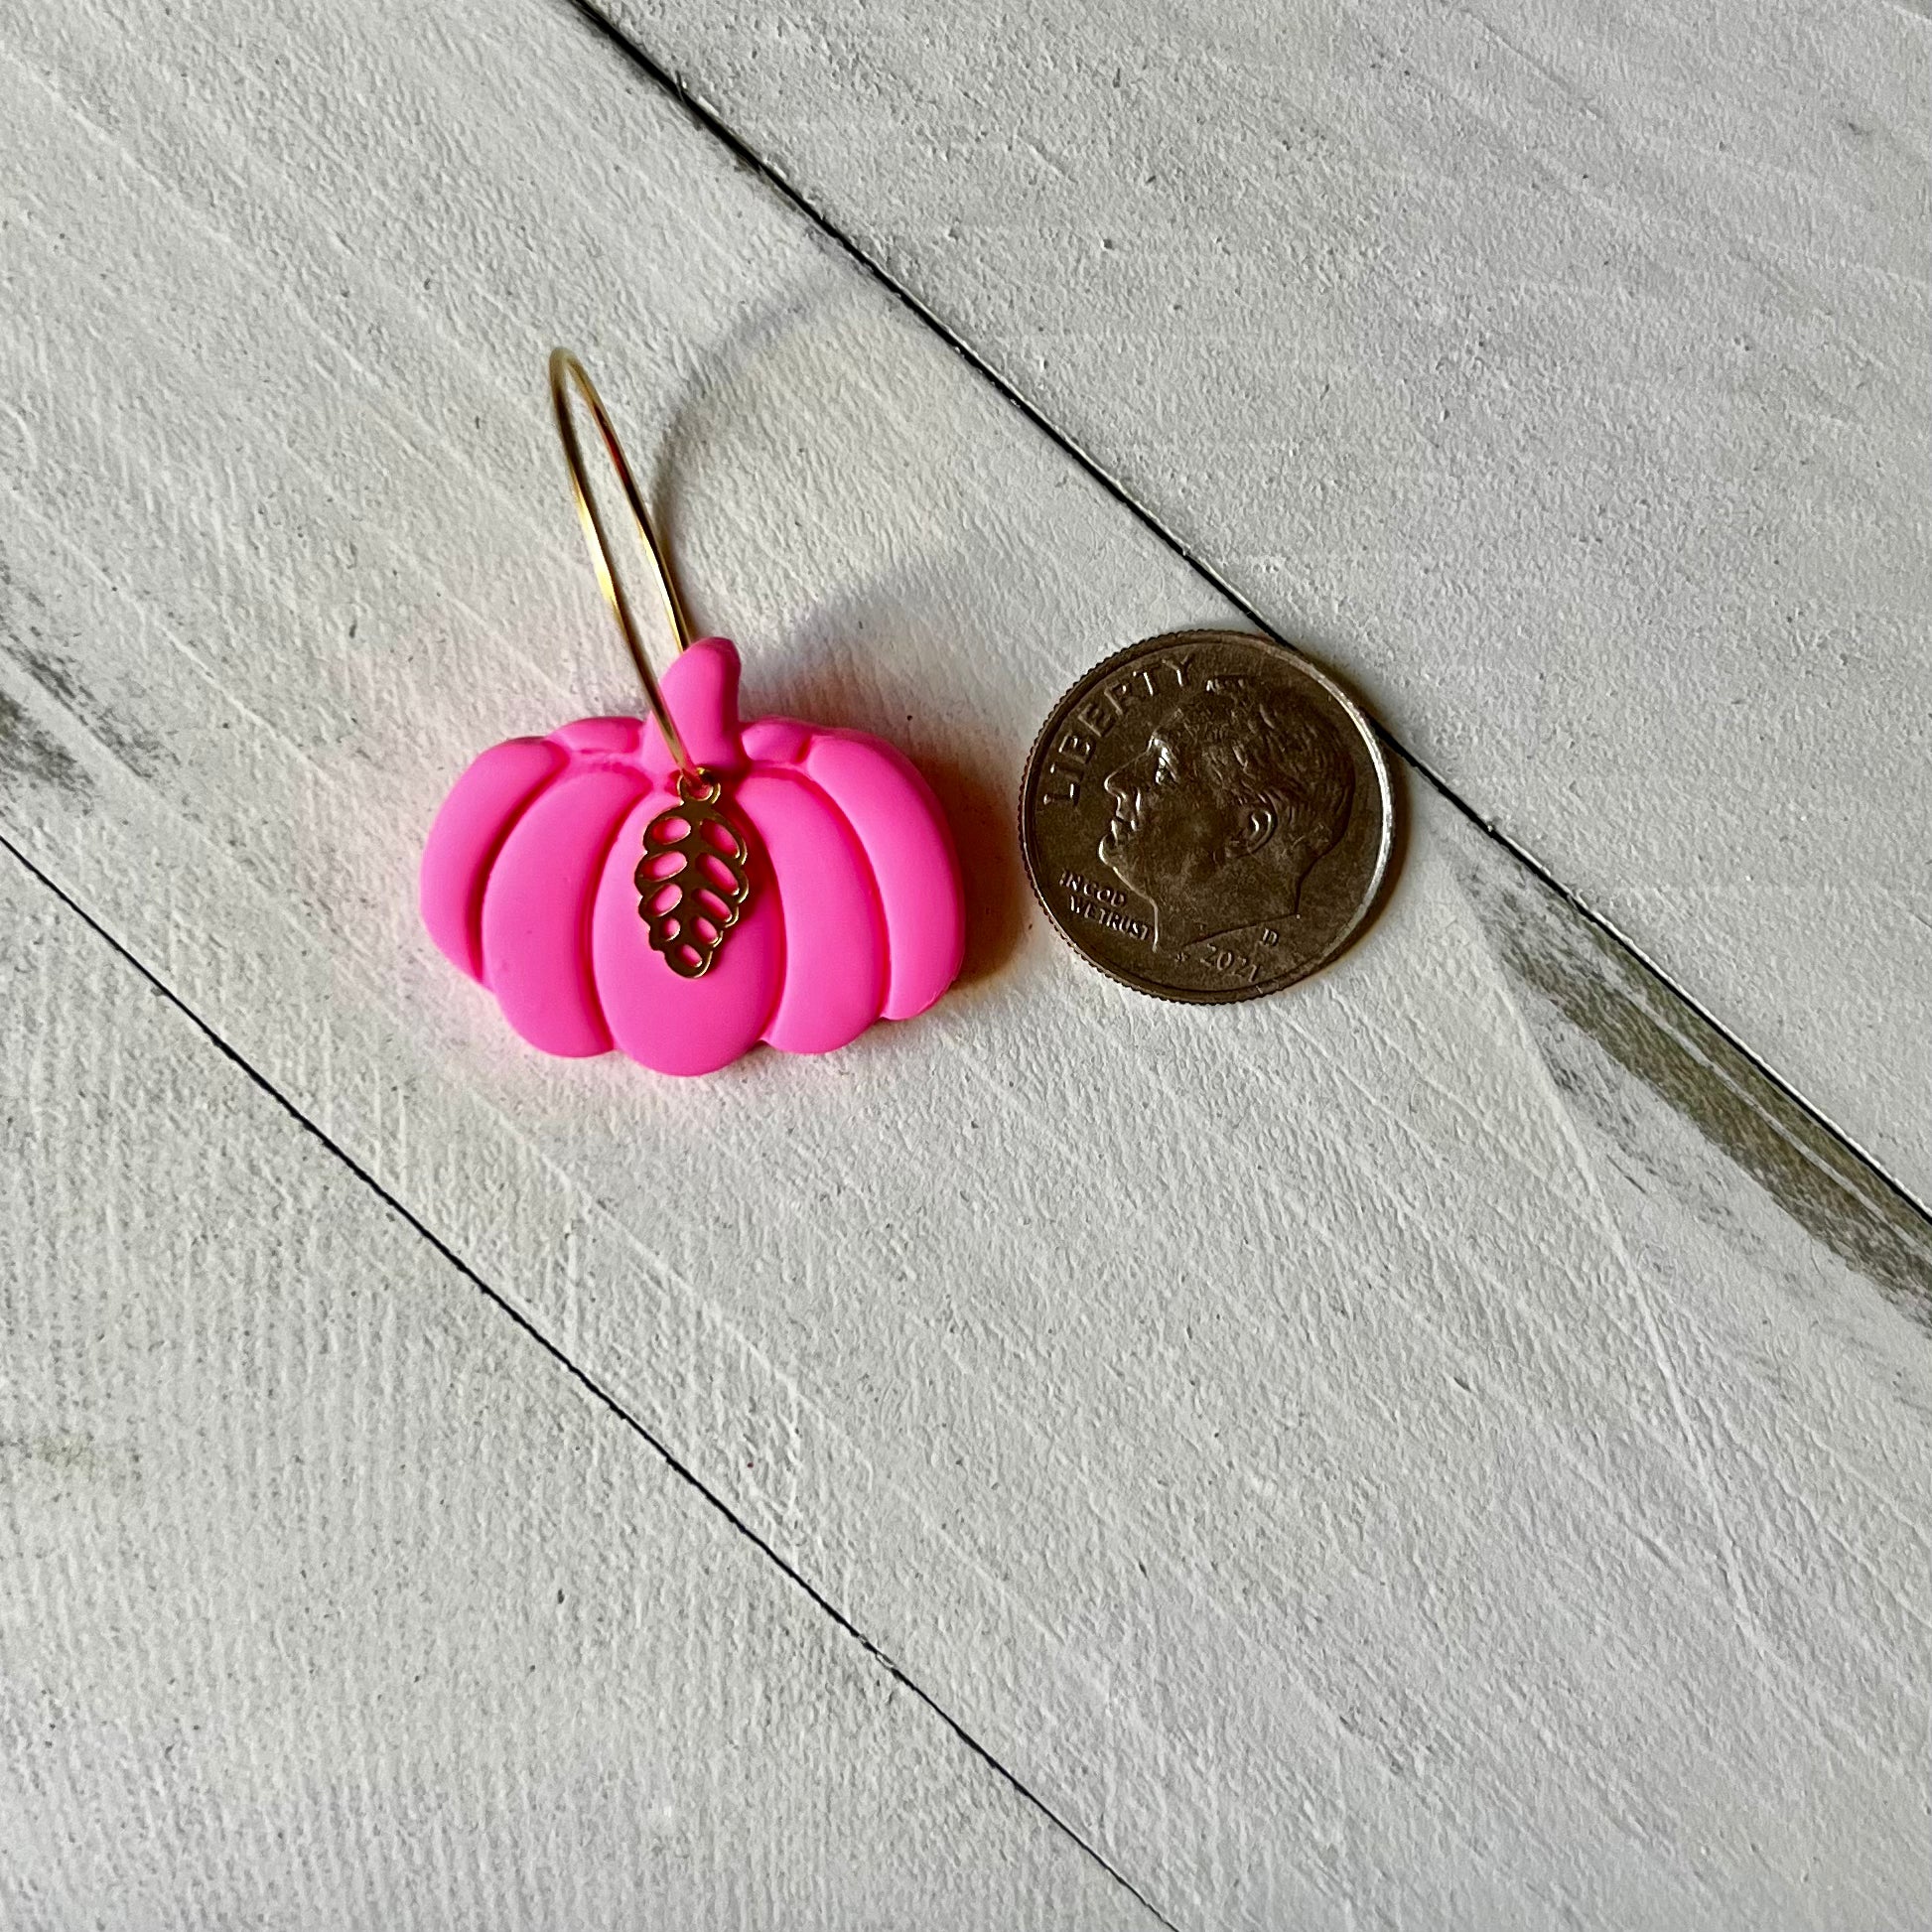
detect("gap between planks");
top-left (0, 827), bottom-right (1184, 1932)
top-left (553, 0), bottom-right (1932, 1243)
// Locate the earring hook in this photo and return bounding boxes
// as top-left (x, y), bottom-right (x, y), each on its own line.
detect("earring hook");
top-left (548, 348), bottom-right (696, 774)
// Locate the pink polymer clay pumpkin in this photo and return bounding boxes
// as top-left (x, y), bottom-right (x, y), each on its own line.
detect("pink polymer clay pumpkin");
top-left (421, 634), bottom-right (964, 1076)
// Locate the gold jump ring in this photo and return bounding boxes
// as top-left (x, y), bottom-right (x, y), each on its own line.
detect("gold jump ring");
top-left (549, 348), bottom-right (696, 773)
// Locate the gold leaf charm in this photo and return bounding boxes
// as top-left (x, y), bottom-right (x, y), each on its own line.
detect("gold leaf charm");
top-left (633, 768), bottom-right (755, 979)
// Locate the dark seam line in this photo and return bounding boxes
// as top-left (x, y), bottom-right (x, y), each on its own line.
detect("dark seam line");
top-left (0, 828), bottom-right (1180, 1932)
top-left (557, 0), bottom-right (1932, 1237)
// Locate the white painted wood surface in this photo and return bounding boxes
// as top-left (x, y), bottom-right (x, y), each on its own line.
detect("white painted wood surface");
top-left (2, 1), bottom-right (1929, 1925)
top-left (0, 854), bottom-right (1155, 1928)
top-left (604, 0), bottom-right (1932, 1197)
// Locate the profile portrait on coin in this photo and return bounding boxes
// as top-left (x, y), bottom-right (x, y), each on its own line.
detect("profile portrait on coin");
top-left (1097, 677), bottom-right (1356, 952)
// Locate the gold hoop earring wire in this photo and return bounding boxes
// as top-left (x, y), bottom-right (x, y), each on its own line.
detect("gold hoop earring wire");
top-left (548, 348), bottom-right (697, 775)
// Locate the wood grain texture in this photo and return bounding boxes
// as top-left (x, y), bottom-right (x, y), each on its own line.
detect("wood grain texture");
top-left (0, 851), bottom-right (1156, 1930)
top-left (597, 0), bottom-right (1932, 1199)
top-left (2, 1), bottom-right (1930, 1925)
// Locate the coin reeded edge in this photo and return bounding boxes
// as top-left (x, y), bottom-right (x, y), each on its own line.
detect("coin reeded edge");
top-left (1018, 627), bottom-right (1396, 1006)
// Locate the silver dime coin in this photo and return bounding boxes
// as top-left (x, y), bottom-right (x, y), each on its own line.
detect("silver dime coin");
top-left (1020, 628), bottom-right (1394, 1003)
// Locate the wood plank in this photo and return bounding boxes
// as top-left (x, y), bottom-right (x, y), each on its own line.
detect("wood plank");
top-left (2, 2), bottom-right (1929, 1923)
top-left (596, 0), bottom-right (1932, 1197)
top-left (0, 848), bottom-right (1158, 1928)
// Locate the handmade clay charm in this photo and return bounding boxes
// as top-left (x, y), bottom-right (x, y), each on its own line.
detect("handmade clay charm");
top-left (421, 353), bottom-right (963, 1075)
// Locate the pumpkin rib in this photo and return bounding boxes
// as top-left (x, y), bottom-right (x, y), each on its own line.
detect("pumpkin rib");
top-left (590, 783), bottom-right (786, 1076)
top-left (420, 736), bottom-right (566, 983)
top-left (741, 714), bottom-right (813, 765)
top-left (552, 716), bottom-right (645, 759)
top-left (575, 772), bottom-right (662, 1050)
top-left (736, 764), bottom-right (888, 1058)
top-left (738, 724), bottom-right (904, 999)
top-left (802, 729), bottom-right (964, 1021)
top-left (481, 764), bottom-right (649, 1057)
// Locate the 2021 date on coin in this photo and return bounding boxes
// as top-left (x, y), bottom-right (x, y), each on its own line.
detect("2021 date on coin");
top-left (1020, 629), bottom-right (1395, 1004)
